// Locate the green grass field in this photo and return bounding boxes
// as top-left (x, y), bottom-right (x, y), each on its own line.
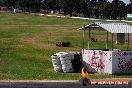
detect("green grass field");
top-left (0, 12), bottom-right (132, 80)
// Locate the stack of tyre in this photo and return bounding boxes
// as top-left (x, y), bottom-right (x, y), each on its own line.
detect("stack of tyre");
top-left (51, 52), bottom-right (82, 73)
top-left (59, 52), bottom-right (75, 73)
top-left (51, 54), bottom-right (62, 72)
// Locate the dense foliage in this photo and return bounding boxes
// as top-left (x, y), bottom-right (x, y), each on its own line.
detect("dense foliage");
top-left (0, 0), bottom-right (132, 19)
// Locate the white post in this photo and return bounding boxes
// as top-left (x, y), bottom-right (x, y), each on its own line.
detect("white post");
top-left (82, 22), bottom-right (85, 54)
top-left (127, 33), bottom-right (130, 50)
top-left (112, 33), bottom-right (114, 51)
top-left (106, 31), bottom-right (108, 49)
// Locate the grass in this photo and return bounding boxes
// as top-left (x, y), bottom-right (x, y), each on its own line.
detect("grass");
top-left (0, 12), bottom-right (132, 80)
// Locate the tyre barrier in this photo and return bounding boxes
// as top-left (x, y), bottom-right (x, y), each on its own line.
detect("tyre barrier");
top-left (52, 61), bottom-right (61, 65)
top-left (53, 65), bottom-right (62, 72)
top-left (51, 52), bottom-right (82, 73)
top-left (56, 52), bottom-right (75, 59)
top-left (62, 63), bottom-right (72, 67)
top-left (60, 57), bottom-right (72, 61)
top-left (53, 65), bottom-right (62, 68)
top-left (62, 66), bottom-right (73, 70)
top-left (61, 60), bottom-right (71, 64)
top-left (51, 54), bottom-right (62, 72)
top-left (63, 69), bottom-right (74, 73)
top-left (52, 58), bottom-right (60, 62)
top-left (54, 67), bottom-right (63, 72)
top-left (51, 54), bottom-right (59, 59)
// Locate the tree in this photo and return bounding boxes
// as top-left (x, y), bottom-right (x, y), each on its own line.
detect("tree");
top-left (59, 0), bottom-right (80, 17)
top-left (0, 0), bottom-right (5, 6)
top-left (80, 0), bottom-right (88, 17)
top-left (4, 0), bottom-right (15, 8)
top-left (119, 1), bottom-right (126, 20)
top-left (111, 0), bottom-right (120, 19)
top-left (0, 0), bottom-right (128, 19)
top-left (105, 1), bottom-right (112, 19)
top-left (127, 0), bottom-right (132, 14)
top-left (98, 0), bottom-right (108, 19)
top-left (111, 0), bottom-right (126, 20)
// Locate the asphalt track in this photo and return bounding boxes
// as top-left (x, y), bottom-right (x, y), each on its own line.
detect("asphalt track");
top-left (0, 80), bottom-right (131, 88)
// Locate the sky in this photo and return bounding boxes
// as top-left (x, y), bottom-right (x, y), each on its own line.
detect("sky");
top-left (108, 0), bottom-right (130, 4)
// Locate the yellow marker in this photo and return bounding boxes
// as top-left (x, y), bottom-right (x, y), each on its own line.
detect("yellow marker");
top-left (116, 40), bottom-right (118, 44)
top-left (81, 67), bottom-right (89, 78)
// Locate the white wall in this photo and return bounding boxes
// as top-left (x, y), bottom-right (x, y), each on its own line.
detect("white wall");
top-left (83, 50), bottom-right (132, 74)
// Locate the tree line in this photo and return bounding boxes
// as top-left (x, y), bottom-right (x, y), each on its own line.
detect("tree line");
top-left (0, 0), bottom-right (132, 20)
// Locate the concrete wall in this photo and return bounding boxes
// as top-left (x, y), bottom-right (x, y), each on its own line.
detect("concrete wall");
top-left (83, 49), bottom-right (132, 74)
top-left (112, 51), bottom-right (132, 74)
